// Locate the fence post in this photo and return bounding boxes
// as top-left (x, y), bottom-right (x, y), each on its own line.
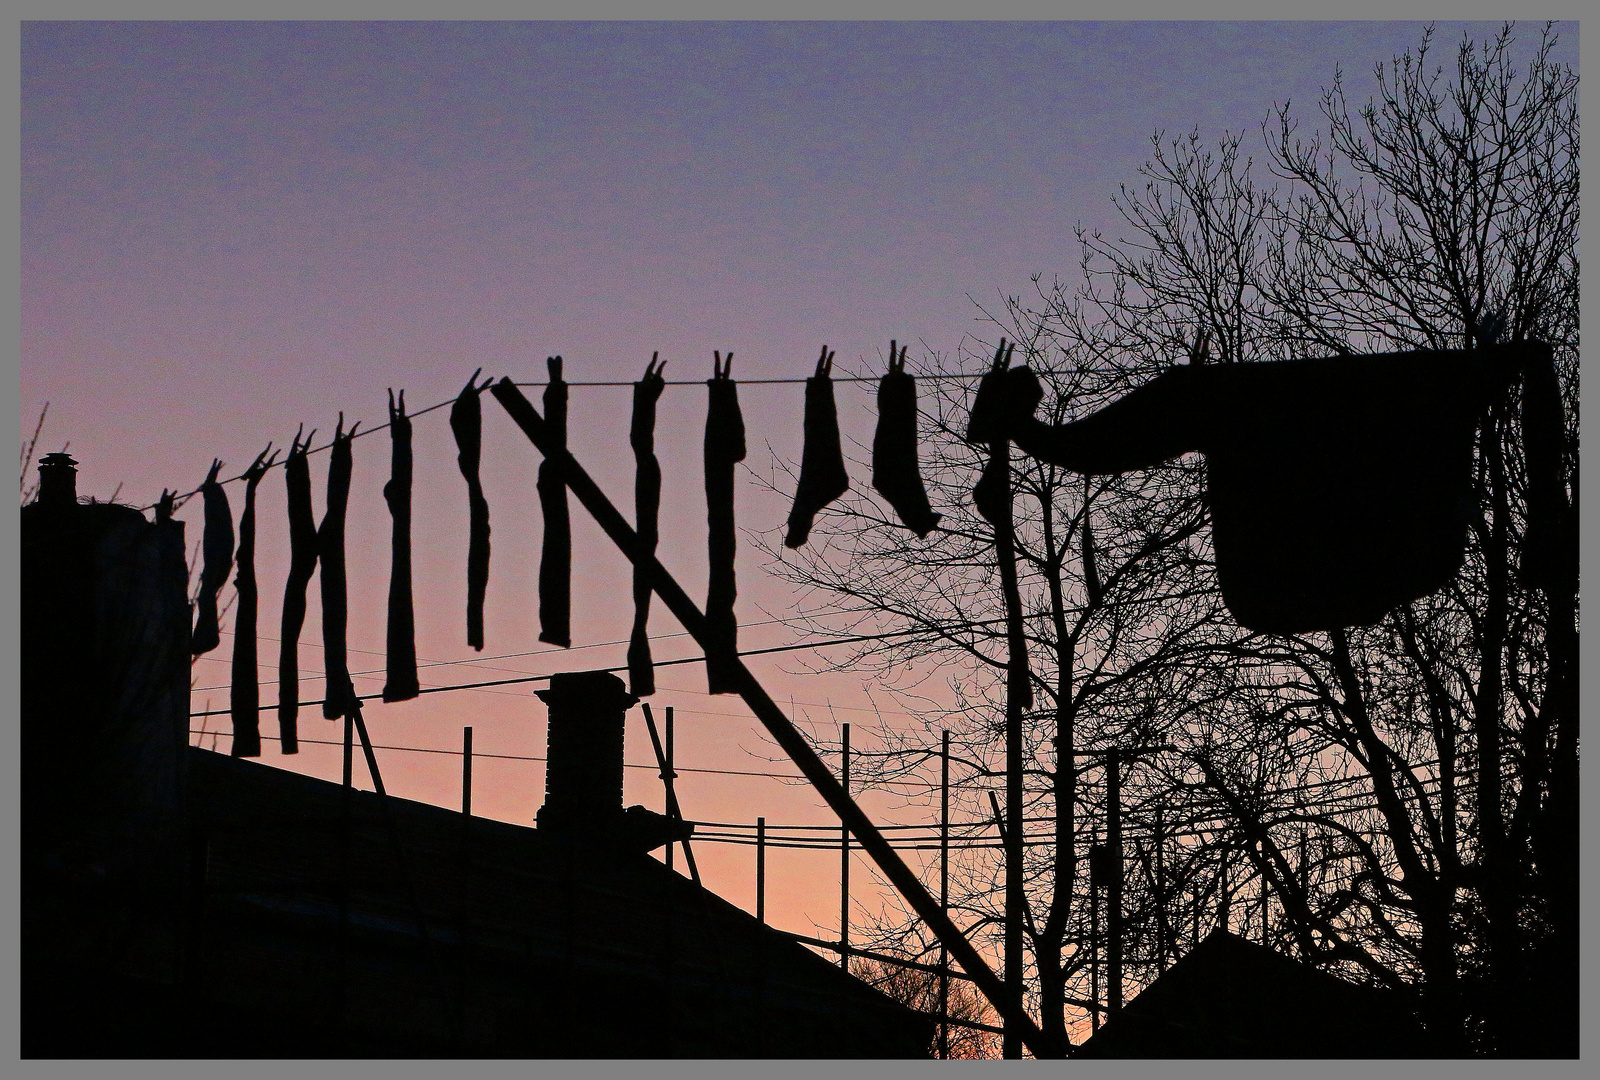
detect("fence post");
top-left (461, 726), bottom-right (473, 816)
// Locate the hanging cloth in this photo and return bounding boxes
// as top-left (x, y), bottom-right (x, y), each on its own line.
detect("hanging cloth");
top-left (968, 343), bottom-right (1033, 711)
top-left (277, 426), bottom-right (319, 753)
top-left (1081, 475), bottom-right (1103, 607)
top-left (978, 342), bottom-right (1539, 633)
top-left (450, 371), bottom-right (492, 651)
top-left (704, 352), bottom-right (747, 694)
top-left (229, 445), bottom-right (277, 758)
top-left (871, 340), bottom-right (941, 537)
top-left (628, 354), bottom-right (666, 697)
top-left (538, 356), bottom-right (572, 648)
top-left (190, 459), bottom-right (235, 656)
top-left (784, 346), bottom-right (849, 548)
top-left (318, 414), bottom-right (359, 719)
top-left (383, 389), bottom-right (420, 701)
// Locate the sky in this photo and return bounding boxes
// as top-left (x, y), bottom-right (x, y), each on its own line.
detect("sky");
top-left (20, 19), bottom-right (1574, 998)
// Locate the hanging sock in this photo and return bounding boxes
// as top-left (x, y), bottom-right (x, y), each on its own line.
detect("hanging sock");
top-left (1081, 475), bottom-right (1104, 607)
top-left (191, 459), bottom-right (236, 656)
top-left (968, 341), bottom-right (1033, 711)
top-left (537, 356), bottom-right (571, 648)
top-left (383, 389), bottom-right (419, 701)
top-left (228, 446), bottom-right (278, 758)
top-left (451, 371), bottom-right (493, 652)
top-left (784, 346), bottom-right (849, 548)
top-left (704, 351), bottom-right (746, 694)
top-left (872, 340), bottom-right (941, 537)
top-left (319, 414), bottom-right (359, 720)
top-left (628, 354), bottom-right (666, 697)
top-left (277, 426), bottom-right (319, 754)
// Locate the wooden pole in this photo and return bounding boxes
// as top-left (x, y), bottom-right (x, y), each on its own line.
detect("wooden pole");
top-left (461, 726), bottom-right (473, 816)
top-left (1155, 803), bottom-right (1167, 972)
top-left (489, 377), bottom-right (1057, 1058)
top-left (641, 702), bottom-right (700, 885)
top-left (756, 816), bottom-right (766, 924)
top-left (839, 722), bottom-right (850, 970)
top-left (939, 729), bottom-right (950, 1061)
top-left (1106, 750), bottom-right (1123, 1018)
top-left (666, 705), bottom-right (675, 875)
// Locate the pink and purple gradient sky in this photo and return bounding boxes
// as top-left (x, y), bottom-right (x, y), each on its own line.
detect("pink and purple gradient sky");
top-left (23, 20), bottom-right (1569, 961)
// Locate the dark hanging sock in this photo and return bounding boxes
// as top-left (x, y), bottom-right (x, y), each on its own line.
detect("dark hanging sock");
top-left (1081, 476), bottom-right (1103, 607)
top-left (872, 340), bottom-right (941, 537)
top-left (784, 346), bottom-right (849, 548)
top-left (383, 389), bottom-right (420, 701)
top-left (537, 356), bottom-right (571, 648)
top-left (628, 354), bottom-right (666, 697)
top-left (229, 445), bottom-right (278, 758)
top-left (319, 414), bottom-right (359, 720)
top-left (704, 351), bottom-right (746, 694)
top-left (968, 340), bottom-right (1032, 711)
top-left (277, 426), bottom-right (319, 754)
top-left (191, 459), bottom-right (236, 656)
top-left (451, 371), bottom-right (493, 651)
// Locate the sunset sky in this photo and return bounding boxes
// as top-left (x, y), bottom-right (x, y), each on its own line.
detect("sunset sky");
top-left (22, 19), bottom-right (1566, 967)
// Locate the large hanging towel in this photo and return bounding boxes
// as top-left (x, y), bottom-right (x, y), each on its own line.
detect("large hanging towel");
top-left (450, 371), bottom-right (492, 651)
top-left (784, 346), bottom-right (849, 548)
top-left (628, 354), bottom-right (666, 697)
top-left (229, 445), bottom-right (277, 758)
top-left (319, 415), bottom-right (359, 719)
top-left (277, 427), bottom-right (319, 754)
top-left (872, 340), bottom-right (941, 537)
top-left (974, 341), bottom-right (1547, 634)
top-left (383, 389), bottom-right (420, 701)
top-left (190, 459), bottom-right (235, 656)
top-left (537, 356), bottom-right (572, 648)
top-left (704, 351), bottom-right (746, 694)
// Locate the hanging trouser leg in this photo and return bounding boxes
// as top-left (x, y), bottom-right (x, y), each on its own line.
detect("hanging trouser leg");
top-left (451, 373), bottom-right (492, 652)
top-left (871, 341), bottom-right (941, 537)
top-left (629, 356), bottom-right (665, 696)
top-left (319, 416), bottom-right (359, 719)
top-left (538, 356), bottom-right (571, 648)
top-left (230, 446), bottom-right (277, 757)
top-left (191, 460), bottom-right (235, 657)
top-left (704, 352), bottom-right (746, 694)
top-left (278, 428), bottom-right (320, 754)
top-left (383, 389), bottom-right (420, 701)
top-left (785, 346), bottom-right (849, 548)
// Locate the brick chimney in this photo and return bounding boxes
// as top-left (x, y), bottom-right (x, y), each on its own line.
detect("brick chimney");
top-left (535, 670), bottom-right (638, 838)
top-left (534, 670), bottom-right (690, 855)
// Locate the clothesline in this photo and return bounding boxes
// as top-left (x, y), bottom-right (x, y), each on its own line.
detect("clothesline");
top-left (144, 365), bottom-right (1086, 509)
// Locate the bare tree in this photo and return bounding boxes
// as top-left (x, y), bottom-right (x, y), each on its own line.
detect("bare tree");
top-left (762, 21), bottom-right (1576, 1057)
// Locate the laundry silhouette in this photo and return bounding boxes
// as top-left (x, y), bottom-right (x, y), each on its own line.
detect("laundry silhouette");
top-left (451, 372), bottom-right (492, 652)
top-left (967, 343), bottom-right (1031, 710)
top-left (785, 346), bottom-right (849, 548)
top-left (628, 355), bottom-right (666, 697)
top-left (277, 427), bottom-right (319, 754)
top-left (383, 389), bottom-right (419, 702)
top-left (229, 445), bottom-right (277, 758)
top-left (1080, 476), bottom-right (1103, 607)
top-left (871, 340), bottom-right (941, 537)
top-left (318, 415), bottom-right (358, 719)
top-left (538, 357), bottom-right (571, 648)
top-left (190, 459), bottom-right (235, 657)
top-left (973, 343), bottom-right (1545, 634)
top-left (704, 351), bottom-right (746, 694)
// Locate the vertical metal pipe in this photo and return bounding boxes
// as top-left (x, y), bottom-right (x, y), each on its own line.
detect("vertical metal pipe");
top-left (1107, 750), bottom-right (1123, 1018)
top-left (840, 722), bottom-right (850, 970)
top-left (939, 730), bottom-right (950, 1061)
top-left (666, 706), bottom-right (675, 875)
top-left (757, 816), bottom-right (766, 924)
top-left (461, 726), bottom-right (473, 816)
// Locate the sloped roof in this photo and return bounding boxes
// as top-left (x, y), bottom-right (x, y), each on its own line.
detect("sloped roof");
top-left (1076, 929), bottom-right (1432, 1059)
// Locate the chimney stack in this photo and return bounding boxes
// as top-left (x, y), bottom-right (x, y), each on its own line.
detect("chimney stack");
top-left (535, 670), bottom-right (638, 838)
top-left (36, 452), bottom-right (79, 508)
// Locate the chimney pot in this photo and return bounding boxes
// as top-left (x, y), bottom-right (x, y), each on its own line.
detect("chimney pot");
top-left (37, 453), bottom-right (79, 508)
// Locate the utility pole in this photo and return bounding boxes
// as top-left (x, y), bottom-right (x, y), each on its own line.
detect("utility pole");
top-left (756, 817), bottom-right (766, 924)
top-left (839, 722), bottom-right (850, 970)
top-left (939, 730), bottom-right (950, 1061)
top-left (1106, 749), bottom-right (1123, 1018)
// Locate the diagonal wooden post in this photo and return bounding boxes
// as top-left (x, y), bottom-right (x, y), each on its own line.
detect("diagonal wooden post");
top-left (490, 377), bottom-right (1059, 1058)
